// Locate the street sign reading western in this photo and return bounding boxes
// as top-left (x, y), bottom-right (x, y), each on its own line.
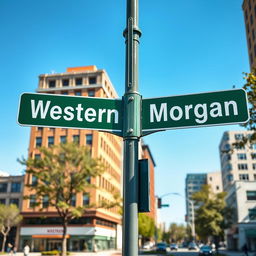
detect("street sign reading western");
top-left (18, 93), bottom-right (123, 132)
top-left (142, 89), bottom-right (249, 132)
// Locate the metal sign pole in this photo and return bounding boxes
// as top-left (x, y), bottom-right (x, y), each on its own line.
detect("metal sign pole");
top-left (122, 0), bottom-right (141, 255)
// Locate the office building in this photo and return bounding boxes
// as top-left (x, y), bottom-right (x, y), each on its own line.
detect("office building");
top-left (20, 65), bottom-right (156, 252)
top-left (219, 130), bottom-right (256, 250)
top-left (185, 173), bottom-right (207, 224)
top-left (20, 66), bottom-right (123, 252)
top-left (242, 0), bottom-right (256, 69)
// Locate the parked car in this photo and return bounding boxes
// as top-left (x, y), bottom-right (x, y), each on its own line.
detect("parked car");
top-left (156, 242), bottom-right (167, 252)
top-left (170, 243), bottom-right (178, 251)
top-left (199, 245), bottom-right (214, 256)
top-left (188, 242), bottom-right (198, 250)
top-left (142, 242), bottom-right (153, 249)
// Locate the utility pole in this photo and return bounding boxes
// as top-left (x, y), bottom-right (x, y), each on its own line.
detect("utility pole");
top-left (122, 0), bottom-right (141, 255)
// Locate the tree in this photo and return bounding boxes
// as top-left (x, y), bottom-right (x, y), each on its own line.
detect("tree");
top-left (0, 204), bottom-right (22, 252)
top-left (231, 69), bottom-right (256, 148)
top-left (19, 142), bottom-right (118, 256)
top-left (192, 185), bottom-right (233, 249)
top-left (168, 223), bottom-right (187, 242)
top-left (138, 213), bottom-right (155, 244)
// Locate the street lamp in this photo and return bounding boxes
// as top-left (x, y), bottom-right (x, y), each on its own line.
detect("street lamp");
top-left (158, 192), bottom-right (196, 241)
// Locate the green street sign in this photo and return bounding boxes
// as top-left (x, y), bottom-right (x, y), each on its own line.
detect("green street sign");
top-left (142, 89), bottom-right (249, 132)
top-left (18, 93), bottom-right (123, 132)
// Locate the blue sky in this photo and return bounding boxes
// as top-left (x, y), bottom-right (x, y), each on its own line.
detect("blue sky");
top-left (0, 0), bottom-right (249, 226)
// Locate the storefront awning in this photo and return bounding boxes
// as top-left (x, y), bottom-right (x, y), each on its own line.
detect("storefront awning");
top-left (245, 229), bottom-right (256, 238)
top-left (32, 235), bottom-right (70, 239)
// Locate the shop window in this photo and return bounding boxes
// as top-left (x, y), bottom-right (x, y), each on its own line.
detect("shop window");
top-left (75, 90), bottom-right (82, 96)
top-left (88, 90), bottom-right (95, 97)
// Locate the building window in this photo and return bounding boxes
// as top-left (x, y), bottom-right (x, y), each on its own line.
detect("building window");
top-left (250, 53), bottom-right (253, 65)
top-left (75, 90), bottom-right (82, 96)
top-left (89, 76), bottom-right (96, 84)
top-left (32, 175), bottom-right (38, 186)
top-left (0, 199), bottom-right (6, 205)
top-left (254, 174), bottom-right (256, 180)
top-left (251, 144), bottom-right (256, 150)
top-left (62, 79), bottom-right (69, 87)
top-left (235, 133), bottom-right (243, 140)
top-left (250, 14), bottom-right (253, 25)
top-left (36, 137), bottom-right (42, 147)
top-left (60, 136), bottom-right (67, 144)
top-left (237, 153), bottom-right (247, 160)
top-left (35, 154), bottom-right (41, 159)
top-left (71, 194), bottom-right (76, 207)
top-left (48, 136), bottom-right (54, 147)
top-left (88, 90), bottom-right (95, 97)
top-left (253, 29), bottom-right (255, 40)
top-left (37, 127), bottom-right (43, 131)
top-left (249, 38), bottom-right (252, 49)
top-left (29, 195), bottom-right (36, 208)
top-left (246, 191), bottom-right (256, 200)
top-left (73, 135), bottom-right (80, 144)
top-left (42, 196), bottom-right (49, 208)
top-left (11, 182), bottom-right (21, 193)
top-left (251, 153), bottom-right (256, 159)
top-left (253, 163), bottom-right (256, 170)
top-left (249, 0), bottom-right (252, 10)
top-left (62, 91), bottom-right (68, 95)
top-left (245, 10), bottom-right (248, 20)
top-left (75, 78), bottom-right (82, 86)
top-left (86, 134), bottom-right (93, 146)
top-left (0, 183), bottom-right (8, 193)
top-left (238, 163), bottom-right (248, 170)
top-left (227, 174), bottom-right (233, 182)
top-left (249, 208), bottom-right (256, 220)
top-left (83, 193), bottom-right (90, 206)
top-left (254, 44), bottom-right (256, 58)
top-left (10, 198), bottom-right (19, 207)
top-left (239, 174), bottom-right (249, 181)
top-left (49, 80), bottom-right (56, 88)
top-left (216, 186), bottom-right (219, 190)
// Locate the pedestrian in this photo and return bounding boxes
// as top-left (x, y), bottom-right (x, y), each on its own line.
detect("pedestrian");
top-left (23, 245), bottom-right (30, 256)
top-left (7, 243), bottom-right (13, 256)
top-left (242, 243), bottom-right (248, 256)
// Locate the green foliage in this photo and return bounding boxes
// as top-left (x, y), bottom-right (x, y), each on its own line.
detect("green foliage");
top-left (19, 143), bottom-right (105, 218)
top-left (168, 223), bottom-right (187, 242)
top-left (192, 185), bottom-right (233, 241)
top-left (138, 213), bottom-right (155, 239)
top-left (0, 204), bottom-right (22, 252)
top-left (41, 251), bottom-right (70, 255)
top-left (18, 142), bottom-right (112, 256)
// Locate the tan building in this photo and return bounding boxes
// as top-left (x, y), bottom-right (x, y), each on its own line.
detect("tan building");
top-left (207, 171), bottom-right (223, 194)
top-left (20, 65), bottom-right (157, 252)
top-left (242, 0), bottom-right (256, 68)
top-left (20, 66), bottom-right (123, 252)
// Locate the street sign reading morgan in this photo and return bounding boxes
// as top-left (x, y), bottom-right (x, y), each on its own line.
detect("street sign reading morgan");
top-left (18, 93), bottom-right (123, 132)
top-left (142, 89), bottom-right (249, 132)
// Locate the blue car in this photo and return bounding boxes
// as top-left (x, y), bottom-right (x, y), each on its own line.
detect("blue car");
top-left (156, 242), bottom-right (167, 252)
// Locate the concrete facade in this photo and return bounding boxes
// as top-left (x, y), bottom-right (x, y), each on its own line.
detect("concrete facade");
top-left (219, 130), bottom-right (256, 251)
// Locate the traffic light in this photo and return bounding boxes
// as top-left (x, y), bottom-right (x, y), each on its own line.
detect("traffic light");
top-left (157, 198), bottom-right (162, 208)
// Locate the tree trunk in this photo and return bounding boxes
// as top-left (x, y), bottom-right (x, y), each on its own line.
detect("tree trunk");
top-left (61, 219), bottom-right (68, 256)
top-left (1, 234), bottom-right (7, 253)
